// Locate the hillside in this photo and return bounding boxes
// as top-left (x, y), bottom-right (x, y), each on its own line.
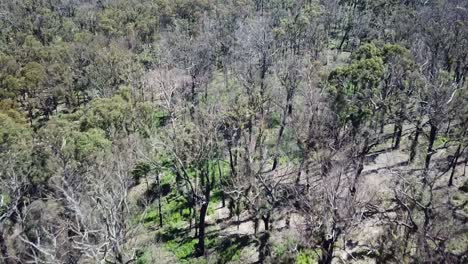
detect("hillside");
top-left (0, 0), bottom-right (467, 263)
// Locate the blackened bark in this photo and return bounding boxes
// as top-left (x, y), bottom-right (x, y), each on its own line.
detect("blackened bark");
top-left (448, 144), bottom-right (462, 186)
top-left (338, 26), bottom-right (350, 51)
top-left (320, 237), bottom-right (335, 264)
top-left (254, 217), bottom-right (259, 235)
top-left (425, 124), bottom-right (438, 169)
top-left (157, 173), bottom-right (163, 227)
top-left (0, 230), bottom-right (12, 264)
top-left (409, 121), bottom-right (422, 163)
top-left (217, 159), bottom-right (225, 207)
top-left (379, 110), bottom-right (386, 134)
top-left (262, 213), bottom-right (270, 231)
top-left (228, 198), bottom-right (234, 219)
top-left (272, 90), bottom-right (294, 171)
top-left (228, 143), bottom-right (237, 178)
top-left (258, 232), bottom-right (271, 264)
top-left (351, 137), bottom-right (370, 194)
top-left (393, 122), bottom-right (403, 150)
top-left (196, 202), bottom-right (208, 257)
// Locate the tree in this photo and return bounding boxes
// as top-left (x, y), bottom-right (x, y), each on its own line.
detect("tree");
top-left (0, 108), bottom-right (33, 264)
top-left (158, 101), bottom-right (221, 257)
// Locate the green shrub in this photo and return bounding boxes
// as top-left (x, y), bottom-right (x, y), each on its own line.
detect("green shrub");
top-left (219, 244), bottom-right (241, 263)
top-left (435, 136), bottom-right (449, 147)
top-left (166, 238), bottom-right (197, 260)
top-left (296, 249), bottom-right (320, 264)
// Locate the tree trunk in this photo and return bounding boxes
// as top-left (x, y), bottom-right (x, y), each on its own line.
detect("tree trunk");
top-left (196, 202), bottom-right (208, 257)
top-left (271, 123), bottom-right (286, 171)
top-left (0, 230), bottom-right (12, 264)
top-left (393, 121), bottom-right (403, 150)
top-left (254, 217), bottom-right (259, 235)
top-left (217, 159), bottom-right (225, 208)
top-left (262, 213), bottom-right (270, 231)
top-left (157, 173), bottom-right (163, 227)
top-left (272, 91), bottom-right (293, 171)
top-left (189, 206), bottom-right (193, 232)
top-left (228, 198), bottom-right (234, 219)
top-left (338, 26), bottom-right (350, 51)
top-left (425, 124), bottom-right (437, 169)
top-left (379, 110), bottom-right (386, 134)
top-left (448, 144), bottom-right (462, 186)
top-left (258, 232), bottom-right (271, 264)
top-left (351, 137), bottom-right (369, 194)
top-left (320, 237), bottom-right (335, 264)
top-left (228, 142), bottom-right (237, 178)
top-left (445, 119), bottom-right (452, 136)
top-left (409, 121), bottom-right (422, 163)
top-left (296, 157), bottom-right (305, 184)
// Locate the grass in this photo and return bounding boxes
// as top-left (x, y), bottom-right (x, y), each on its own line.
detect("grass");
top-left (218, 244), bottom-right (242, 263)
top-left (166, 238), bottom-right (198, 260)
top-left (216, 234), bottom-right (251, 264)
top-left (295, 249), bottom-right (321, 264)
top-left (164, 233), bottom-right (219, 263)
top-left (434, 135), bottom-right (449, 148)
top-left (136, 157), bottom-right (246, 263)
top-left (136, 249), bottom-right (151, 264)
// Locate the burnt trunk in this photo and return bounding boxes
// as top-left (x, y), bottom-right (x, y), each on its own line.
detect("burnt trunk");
top-left (262, 213), bottom-right (270, 231)
top-left (379, 110), bottom-right (386, 134)
top-left (217, 159), bottom-right (225, 208)
top-left (196, 202), bottom-right (208, 257)
top-left (157, 173), bottom-right (163, 227)
top-left (338, 26), bottom-right (350, 50)
top-left (272, 122), bottom-right (286, 171)
top-left (425, 124), bottom-right (438, 169)
top-left (320, 237), bottom-right (335, 264)
top-left (258, 232), bottom-right (271, 264)
top-left (393, 122), bottom-right (403, 150)
top-left (0, 230), bottom-right (12, 264)
top-left (448, 144), bottom-right (462, 186)
top-left (409, 121), bottom-right (422, 163)
top-left (272, 91), bottom-right (293, 171)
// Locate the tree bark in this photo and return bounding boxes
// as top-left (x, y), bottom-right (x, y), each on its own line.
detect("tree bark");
top-left (157, 173), bottom-right (163, 227)
top-left (272, 89), bottom-right (294, 171)
top-left (448, 144), bottom-right (462, 186)
top-left (393, 119), bottom-right (403, 150)
top-left (425, 124), bottom-right (437, 169)
top-left (217, 158), bottom-right (225, 207)
top-left (262, 213), bottom-right (270, 231)
top-left (0, 229), bottom-right (13, 264)
top-left (409, 120), bottom-right (422, 163)
top-left (320, 237), bottom-right (335, 264)
top-left (196, 202), bottom-right (208, 257)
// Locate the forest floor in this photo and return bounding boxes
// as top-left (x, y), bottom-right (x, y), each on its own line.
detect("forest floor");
top-left (126, 117), bottom-right (467, 264)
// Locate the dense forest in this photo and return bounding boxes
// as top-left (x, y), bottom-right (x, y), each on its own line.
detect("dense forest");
top-left (0, 0), bottom-right (467, 263)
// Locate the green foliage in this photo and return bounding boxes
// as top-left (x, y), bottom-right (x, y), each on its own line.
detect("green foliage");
top-left (22, 62), bottom-right (46, 89)
top-left (132, 162), bottom-right (152, 183)
top-left (0, 109), bottom-right (31, 150)
top-left (40, 117), bottom-right (110, 162)
top-left (328, 42), bottom-right (416, 128)
top-left (80, 94), bottom-right (131, 134)
top-left (328, 43), bottom-right (385, 126)
top-left (74, 128), bottom-right (111, 159)
top-left (136, 250), bottom-right (150, 264)
top-left (268, 111), bottom-right (282, 128)
top-left (218, 244), bottom-right (242, 263)
top-left (165, 238), bottom-right (197, 260)
top-left (434, 136), bottom-right (449, 147)
top-left (79, 89), bottom-right (163, 137)
top-left (295, 249), bottom-right (320, 264)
